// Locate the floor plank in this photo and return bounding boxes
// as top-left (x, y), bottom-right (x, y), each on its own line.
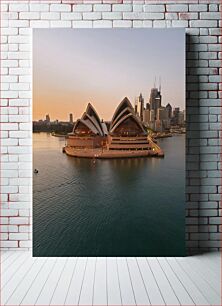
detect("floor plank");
top-left (127, 257), bottom-right (150, 305)
top-left (107, 258), bottom-right (121, 306)
top-left (137, 257), bottom-right (165, 305)
top-left (1, 257), bottom-right (36, 305)
top-left (1, 252), bottom-right (220, 306)
top-left (78, 257), bottom-right (96, 305)
top-left (2, 252), bottom-right (22, 273)
top-left (147, 258), bottom-right (179, 305)
top-left (50, 257), bottom-right (77, 305)
top-left (195, 253), bottom-right (220, 274)
top-left (5, 257), bottom-right (46, 305)
top-left (0, 251), bottom-right (14, 263)
top-left (2, 255), bottom-right (37, 305)
top-left (35, 258), bottom-right (67, 305)
top-left (65, 257), bottom-right (87, 306)
top-left (167, 257), bottom-right (209, 305)
top-left (157, 258), bottom-right (194, 305)
top-left (1, 252), bottom-right (30, 289)
top-left (93, 257), bottom-right (107, 305)
top-left (20, 258), bottom-right (56, 305)
top-left (184, 256), bottom-right (220, 294)
top-left (176, 257), bottom-right (221, 305)
top-left (117, 257), bottom-right (136, 305)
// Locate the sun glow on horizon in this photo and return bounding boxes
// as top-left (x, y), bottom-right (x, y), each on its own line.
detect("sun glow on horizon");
top-left (33, 29), bottom-right (185, 122)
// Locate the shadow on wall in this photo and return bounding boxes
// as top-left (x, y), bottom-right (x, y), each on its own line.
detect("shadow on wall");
top-left (186, 34), bottom-right (201, 255)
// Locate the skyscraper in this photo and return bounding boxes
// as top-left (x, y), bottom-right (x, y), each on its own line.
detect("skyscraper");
top-left (135, 93), bottom-right (144, 121)
top-left (143, 109), bottom-right (150, 125)
top-left (155, 120), bottom-right (163, 132)
top-left (149, 109), bottom-right (155, 130)
top-left (166, 103), bottom-right (172, 119)
top-left (149, 87), bottom-right (161, 120)
top-left (69, 113), bottom-right (73, 123)
top-left (150, 109), bottom-right (155, 122)
top-left (157, 107), bottom-right (168, 121)
top-left (172, 107), bottom-right (180, 125)
top-left (146, 103), bottom-right (150, 111)
top-left (134, 101), bottom-right (138, 115)
top-left (182, 110), bottom-right (186, 122)
top-left (45, 114), bottom-right (50, 122)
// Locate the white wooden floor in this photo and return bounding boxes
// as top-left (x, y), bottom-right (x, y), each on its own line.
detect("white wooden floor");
top-left (1, 251), bottom-right (220, 306)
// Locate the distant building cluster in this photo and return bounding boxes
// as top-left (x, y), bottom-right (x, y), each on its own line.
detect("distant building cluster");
top-left (134, 86), bottom-right (185, 133)
top-left (41, 113), bottom-right (74, 125)
top-left (33, 113), bottom-right (74, 134)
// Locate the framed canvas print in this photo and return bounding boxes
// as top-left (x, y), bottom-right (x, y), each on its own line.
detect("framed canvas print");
top-left (33, 29), bottom-right (186, 256)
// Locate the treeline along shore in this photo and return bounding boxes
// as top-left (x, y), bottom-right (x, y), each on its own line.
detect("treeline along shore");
top-left (33, 121), bottom-right (73, 135)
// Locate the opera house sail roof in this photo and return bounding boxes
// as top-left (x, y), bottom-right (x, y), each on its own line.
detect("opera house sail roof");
top-left (72, 103), bottom-right (107, 136)
top-left (110, 97), bottom-right (147, 136)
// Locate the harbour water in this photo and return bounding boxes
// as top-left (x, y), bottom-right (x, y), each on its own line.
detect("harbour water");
top-left (33, 133), bottom-right (185, 256)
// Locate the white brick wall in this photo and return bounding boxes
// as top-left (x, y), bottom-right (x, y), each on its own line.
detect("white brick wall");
top-left (1, 0), bottom-right (221, 253)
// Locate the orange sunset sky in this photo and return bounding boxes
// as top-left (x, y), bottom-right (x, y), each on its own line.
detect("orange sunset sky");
top-left (33, 29), bottom-right (185, 122)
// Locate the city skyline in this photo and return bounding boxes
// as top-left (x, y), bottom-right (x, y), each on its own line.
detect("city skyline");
top-left (34, 91), bottom-right (185, 136)
top-left (34, 101), bottom-right (185, 123)
top-left (33, 29), bottom-right (185, 121)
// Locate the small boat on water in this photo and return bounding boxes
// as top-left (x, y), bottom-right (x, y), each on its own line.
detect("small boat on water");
top-left (51, 132), bottom-right (67, 137)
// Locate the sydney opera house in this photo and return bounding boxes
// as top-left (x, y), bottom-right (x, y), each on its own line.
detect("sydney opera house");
top-left (64, 98), bottom-right (164, 158)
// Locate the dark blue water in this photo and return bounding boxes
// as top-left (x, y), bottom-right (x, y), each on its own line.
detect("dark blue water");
top-left (33, 133), bottom-right (185, 256)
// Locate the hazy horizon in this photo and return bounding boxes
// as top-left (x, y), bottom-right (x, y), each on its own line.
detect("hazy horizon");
top-left (33, 29), bottom-right (185, 122)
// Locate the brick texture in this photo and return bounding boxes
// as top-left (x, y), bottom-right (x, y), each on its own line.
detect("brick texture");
top-left (0, 0), bottom-right (221, 254)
